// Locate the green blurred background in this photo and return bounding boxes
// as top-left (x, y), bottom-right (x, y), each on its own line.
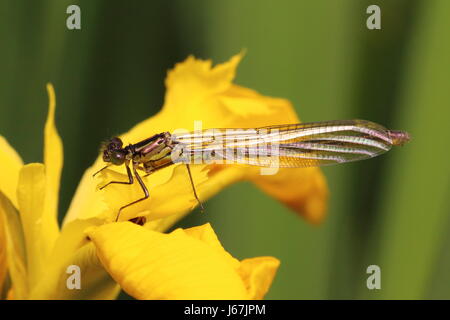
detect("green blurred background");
top-left (0, 0), bottom-right (449, 299)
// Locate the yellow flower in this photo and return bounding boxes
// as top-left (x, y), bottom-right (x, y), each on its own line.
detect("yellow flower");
top-left (0, 53), bottom-right (328, 299)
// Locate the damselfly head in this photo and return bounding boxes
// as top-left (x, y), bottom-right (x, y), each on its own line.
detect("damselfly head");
top-left (102, 137), bottom-right (126, 165)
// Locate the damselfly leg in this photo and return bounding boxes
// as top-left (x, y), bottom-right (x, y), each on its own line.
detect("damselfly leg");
top-left (185, 164), bottom-right (204, 212)
top-left (97, 163), bottom-right (203, 222)
top-left (115, 164), bottom-right (149, 222)
top-left (96, 161), bottom-right (150, 222)
top-left (139, 164), bottom-right (203, 212)
top-left (99, 162), bottom-right (133, 190)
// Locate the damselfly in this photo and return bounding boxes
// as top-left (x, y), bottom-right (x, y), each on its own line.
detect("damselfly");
top-left (94, 119), bottom-right (410, 222)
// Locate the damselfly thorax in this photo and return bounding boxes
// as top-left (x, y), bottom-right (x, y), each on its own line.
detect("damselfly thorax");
top-left (94, 119), bottom-right (410, 222)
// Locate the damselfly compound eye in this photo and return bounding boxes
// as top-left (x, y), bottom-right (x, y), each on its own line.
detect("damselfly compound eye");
top-left (108, 137), bottom-right (123, 150)
top-left (103, 149), bottom-right (111, 162)
top-left (110, 150), bottom-right (126, 165)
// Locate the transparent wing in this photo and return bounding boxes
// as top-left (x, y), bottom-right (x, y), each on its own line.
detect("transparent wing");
top-left (172, 120), bottom-right (404, 168)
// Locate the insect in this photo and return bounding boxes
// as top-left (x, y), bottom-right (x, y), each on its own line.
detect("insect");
top-left (94, 119), bottom-right (410, 222)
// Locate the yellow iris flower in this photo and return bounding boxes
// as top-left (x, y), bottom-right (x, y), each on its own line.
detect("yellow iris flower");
top-left (0, 53), bottom-right (328, 300)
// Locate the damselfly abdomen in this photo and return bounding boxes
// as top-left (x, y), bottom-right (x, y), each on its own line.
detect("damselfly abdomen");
top-left (94, 119), bottom-right (410, 222)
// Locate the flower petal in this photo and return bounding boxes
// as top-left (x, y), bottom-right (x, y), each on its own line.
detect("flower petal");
top-left (17, 163), bottom-right (57, 289)
top-left (182, 223), bottom-right (241, 269)
top-left (186, 224), bottom-right (280, 300)
top-left (0, 200), bottom-right (8, 297)
top-left (238, 257), bottom-right (280, 300)
top-left (88, 222), bottom-right (254, 299)
top-left (29, 218), bottom-right (120, 299)
top-left (64, 166), bottom-right (111, 224)
top-left (43, 83), bottom-right (62, 241)
top-left (163, 54), bottom-right (243, 119)
top-left (0, 136), bottom-right (23, 208)
top-left (0, 191), bottom-right (27, 299)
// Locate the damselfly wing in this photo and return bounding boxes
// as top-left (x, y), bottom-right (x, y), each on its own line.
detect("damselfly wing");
top-left (172, 119), bottom-right (409, 167)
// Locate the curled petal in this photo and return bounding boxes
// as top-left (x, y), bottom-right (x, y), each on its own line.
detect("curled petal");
top-left (88, 222), bottom-right (279, 299)
top-left (238, 257), bottom-right (280, 300)
top-left (43, 83), bottom-right (62, 242)
top-left (163, 54), bottom-right (243, 120)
